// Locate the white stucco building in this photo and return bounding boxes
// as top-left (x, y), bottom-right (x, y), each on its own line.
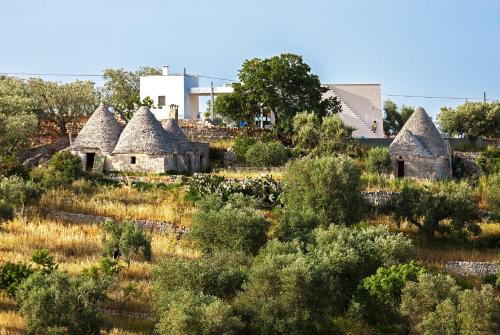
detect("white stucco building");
top-left (140, 66), bottom-right (384, 138)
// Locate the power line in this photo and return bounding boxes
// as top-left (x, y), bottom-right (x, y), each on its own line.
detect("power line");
top-left (382, 93), bottom-right (498, 102)
top-left (0, 71), bottom-right (236, 81)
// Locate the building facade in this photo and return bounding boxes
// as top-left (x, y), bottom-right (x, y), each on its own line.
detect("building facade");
top-left (140, 65), bottom-right (384, 138)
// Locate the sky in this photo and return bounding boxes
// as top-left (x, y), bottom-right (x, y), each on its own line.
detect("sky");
top-left (1, 0), bottom-right (500, 118)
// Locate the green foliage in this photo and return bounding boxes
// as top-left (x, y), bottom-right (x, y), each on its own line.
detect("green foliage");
top-left (0, 76), bottom-right (39, 158)
top-left (0, 175), bottom-right (40, 213)
top-left (292, 112), bottom-right (357, 156)
top-left (391, 182), bottom-right (480, 240)
top-left (365, 147), bottom-right (391, 174)
top-left (437, 102), bottom-right (500, 143)
top-left (17, 270), bottom-right (107, 335)
top-left (48, 151), bottom-right (83, 180)
top-left (484, 173), bottom-right (500, 218)
top-left (232, 135), bottom-right (257, 162)
top-left (190, 194), bottom-right (269, 255)
top-left (244, 141), bottom-right (289, 167)
top-left (154, 289), bottom-right (244, 335)
top-left (400, 274), bottom-right (500, 335)
top-left (100, 219), bottom-right (152, 267)
top-left (383, 100), bottom-right (414, 136)
top-left (102, 67), bottom-right (161, 121)
top-left (27, 78), bottom-right (96, 136)
top-left (216, 53), bottom-right (341, 140)
top-left (355, 261), bottom-right (427, 329)
top-left (31, 248), bottom-right (58, 273)
top-left (235, 226), bottom-right (414, 335)
top-left (476, 146), bottom-right (500, 175)
top-left (452, 154), bottom-right (467, 179)
top-left (153, 250), bottom-right (250, 300)
top-left (188, 174), bottom-right (281, 208)
top-left (0, 200), bottom-right (14, 222)
top-left (0, 262), bottom-right (34, 298)
top-left (279, 155), bottom-right (365, 231)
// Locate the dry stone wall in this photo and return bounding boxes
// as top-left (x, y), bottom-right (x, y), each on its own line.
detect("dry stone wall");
top-left (445, 261), bottom-right (499, 277)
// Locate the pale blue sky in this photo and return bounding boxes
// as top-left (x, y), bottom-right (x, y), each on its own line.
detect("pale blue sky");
top-left (1, 0), bottom-right (499, 118)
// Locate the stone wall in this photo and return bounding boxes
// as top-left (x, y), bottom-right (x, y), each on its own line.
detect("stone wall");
top-left (391, 155), bottom-right (452, 180)
top-left (363, 191), bottom-right (398, 206)
top-left (445, 261), bottom-right (499, 277)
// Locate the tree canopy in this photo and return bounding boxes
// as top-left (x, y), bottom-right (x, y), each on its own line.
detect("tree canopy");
top-left (215, 53), bottom-right (341, 140)
top-left (102, 67), bottom-right (160, 121)
top-left (437, 101), bottom-right (500, 142)
top-left (383, 100), bottom-right (415, 136)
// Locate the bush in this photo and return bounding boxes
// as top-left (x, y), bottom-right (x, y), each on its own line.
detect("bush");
top-left (0, 200), bottom-right (14, 222)
top-left (0, 175), bottom-right (41, 214)
top-left (391, 182), bottom-right (480, 240)
top-left (153, 250), bottom-right (250, 300)
top-left (365, 147), bottom-right (391, 174)
top-left (355, 261), bottom-right (427, 330)
top-left (232, 135), bottom-right (257, 162)
top-left (154, 289), bottom-right (243, 335)
top-left (0, 161), bottom-right (30, 179)
top-left (30, 166), bottom-right (72, 190)
top-left (188, 174), bottom-right (281, 208)
top-left (235, 226), bottom-right (414, 335)
top-left (0, 262), bottom-right (34, 298)
top-left (280, 155), bottom-right (365, 229)
top-left (400, 274), bottom-right (500, 335)
top-left (244, 141), bottom-right (289, 167)
top-left (190, 194), bottom-right (269, 255)
top-left (17, 270), bottom-right (107, 335)
top-left (476, 146), bottom-right (500, 175)
top-left (101, 219), bottom-right (152, 267)
top-left (48, 151), bottom-right (83, 180)
top-left (484, 173), bottom-right (500, 218)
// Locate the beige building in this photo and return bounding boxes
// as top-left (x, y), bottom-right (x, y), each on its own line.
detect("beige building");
top-left (70, 104), bottom-right (209, 174)
top-left (388, 107), bottom-right (452, 180)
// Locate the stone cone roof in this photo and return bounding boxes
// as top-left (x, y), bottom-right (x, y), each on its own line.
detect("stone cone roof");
top-left (389, 107), bottom-right (447, 158)
top-left (163, 119), bottom-right (190, 152)
top-left (71, 103), bottom-right (123, 153)
top-left (113, 106), bottom-right (177, 154)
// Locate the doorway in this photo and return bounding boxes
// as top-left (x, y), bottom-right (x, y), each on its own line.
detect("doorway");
top-left (396, 160), bottom-right (405, 178)
top-left (85, 153), bottom-right (95, 171)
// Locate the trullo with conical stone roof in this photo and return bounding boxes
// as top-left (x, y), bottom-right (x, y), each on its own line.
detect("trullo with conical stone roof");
top-left (388, 107), bottom-right (452, 179)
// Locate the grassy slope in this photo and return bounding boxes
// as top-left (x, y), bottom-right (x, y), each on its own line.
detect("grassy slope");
top-left (0, 172), bottom-right (498, 333)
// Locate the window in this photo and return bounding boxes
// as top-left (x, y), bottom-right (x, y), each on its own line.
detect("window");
top-left (130, 156), bottom-right (136, 164)
top-left (158, 96), bottom-right (166, 107)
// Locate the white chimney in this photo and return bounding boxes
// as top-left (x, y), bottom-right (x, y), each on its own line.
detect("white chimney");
top-left (162, 65), bottom-right (169, 76)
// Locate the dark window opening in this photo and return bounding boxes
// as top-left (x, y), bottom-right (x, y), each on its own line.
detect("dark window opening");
top-left (396, 160), bottom-right (405, 178)
top-left (158, 96), bottom-right (166, 107)
top-left (131, 156), bottom-right (136, 164)
top-left (85, 153), bottom-right (95, 171)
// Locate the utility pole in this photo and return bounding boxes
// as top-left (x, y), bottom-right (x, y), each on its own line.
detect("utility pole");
top-left (210, 81), bottom-right (215, 120)
top-left (484, 91), bottom-right (487, 102)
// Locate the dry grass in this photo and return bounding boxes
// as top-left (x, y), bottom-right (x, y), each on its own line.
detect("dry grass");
top-left (39, 185), bottom-right (196, 227)
top-left (209, 139), bottom-right (234, 150)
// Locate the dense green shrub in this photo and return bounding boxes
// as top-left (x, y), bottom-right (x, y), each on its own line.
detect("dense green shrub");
top-left (190, 194), bottom-right (269, 255)
top-left (244, 141), bottom-right (289, 167)
top-left (17, 270), bottom-right (107, 335)
top-left (279, 155), bottom-right (365, 229)
top-left (154, 289), bottom-right (243, 335)
top-left (0, 200), bottom-right (14, 222)
top-left (30, 166), bottom-right (72, 190)
top-left (391, 182), bottom-right (480, 240)
top-left (153, 250), bottom-right (250, 300)
top-left (355, 261), bottom-right (427, 330)
top-left (0, 161), bottom-right (30, 179)
top-left (232, 135), bottom-right (257, 162)
top-left (484, 173), bottom-right (500, 218)
top-left (48, 151), bottom-right (83, 180)
top-left (0, 262), bottom-right (34, 298)
top-left (0, 175), bottom-right (40, 214)
top-left (452, 154), bottom-right (467, 179)
top-left (476, 146), bottom-right (500, 175)
top-left (365, 147), bottom-right (391, 174)
top-left (101, 219), bottom-right (152, 267)
top-left (235, 226), bottom-right (414, 335)
top-left (400, 274), bottom-right (500, 335)
top-left (188, 174), bottom-right (281, 208)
